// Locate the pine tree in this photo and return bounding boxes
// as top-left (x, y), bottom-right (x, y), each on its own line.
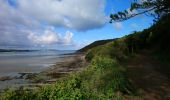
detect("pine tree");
top-left (110, 0), bottom-right (170, 22)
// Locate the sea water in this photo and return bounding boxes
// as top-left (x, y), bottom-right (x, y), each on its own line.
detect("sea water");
top-left (0, 50), bottom-right (75, 77)
top-left (0, 50), bottom-right (75, 90)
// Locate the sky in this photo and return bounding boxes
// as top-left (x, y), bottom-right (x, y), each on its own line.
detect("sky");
top-left (0, 0), bottom-right (154, 50)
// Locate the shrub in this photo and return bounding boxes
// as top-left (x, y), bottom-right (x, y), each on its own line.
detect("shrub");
top-left (0, 56), bottom-right (135, 100)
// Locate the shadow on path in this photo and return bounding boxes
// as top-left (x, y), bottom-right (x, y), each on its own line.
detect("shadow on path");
top-left (127, 50), bottom-right (170, 100)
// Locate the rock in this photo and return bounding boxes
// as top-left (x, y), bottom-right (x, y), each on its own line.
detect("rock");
top-left (0, 76), bottom-right (12, 81)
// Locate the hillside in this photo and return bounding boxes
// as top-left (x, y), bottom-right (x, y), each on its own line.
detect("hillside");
top-left (82, 14), bottom-right (170, 75)
top-left (1, 15), bottom-right (170, 100)
top-left (0, 49), bottom-right (34, 52)
top-left (81, 14), bottom-right (170, 56)
top-left (77, 14), bottom-right (170, 99)
top-left (78, 39), bottom-right (117, 52)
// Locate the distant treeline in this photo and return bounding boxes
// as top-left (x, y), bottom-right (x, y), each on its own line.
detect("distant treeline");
top-left (0, 49), bottom-right (37, 52)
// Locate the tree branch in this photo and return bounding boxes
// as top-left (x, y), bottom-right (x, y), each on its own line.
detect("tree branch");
top-left (113, 7), bottom-right (157, 22)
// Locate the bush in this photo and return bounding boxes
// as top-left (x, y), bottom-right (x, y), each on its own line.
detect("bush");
top-left (0, 56), bottom-right (135, 100)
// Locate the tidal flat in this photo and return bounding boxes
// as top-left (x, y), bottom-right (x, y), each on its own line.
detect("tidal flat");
top-left (0, 50), bottom-right (87, 91)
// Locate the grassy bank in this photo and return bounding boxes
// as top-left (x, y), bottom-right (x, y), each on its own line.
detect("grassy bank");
top-left (1, 56), bottom-right (136, 100)
top-left (1, 13), bottom-right (170, 100)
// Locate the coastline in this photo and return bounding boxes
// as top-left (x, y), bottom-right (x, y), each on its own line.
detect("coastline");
top-left (28, 53), bottom-right (88, 83)
top-left (0, 52), bottom-right (88, 91)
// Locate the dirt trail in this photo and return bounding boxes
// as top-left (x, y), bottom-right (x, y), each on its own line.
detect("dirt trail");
top-left (127, 51), bottom-right (170, 100)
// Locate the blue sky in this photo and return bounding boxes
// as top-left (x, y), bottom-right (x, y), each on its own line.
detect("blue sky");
top-left (0, 0), bottom-right (153, 50)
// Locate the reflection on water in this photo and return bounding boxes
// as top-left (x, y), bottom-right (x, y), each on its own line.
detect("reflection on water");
top-left (0, 50), bottom-right (75, 77)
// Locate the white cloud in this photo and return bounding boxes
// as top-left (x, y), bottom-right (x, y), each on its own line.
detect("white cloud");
top-left (28, 29), bottom-right (59, 45)
top-left (114, 22), bottom-right (123, 30)
top-left (0, 0), bottom-right (107, 49)
top-left (64, 31), bottom-right (73, 45)
top-left (28, 28), bottom-right (73, 46)
top-left (17, 0), bottom-right (107, 31)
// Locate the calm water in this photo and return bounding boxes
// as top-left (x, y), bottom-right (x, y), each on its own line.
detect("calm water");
top-left (0, 50), bottom-right (75, 77)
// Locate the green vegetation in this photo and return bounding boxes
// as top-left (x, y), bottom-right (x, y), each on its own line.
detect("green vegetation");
top-left (1, 13), bottom-right (170, 100)
top-left (87, 14), bottom-right (170, 62)
top-left (0, 56), bottom-right (136, 100)
top-left (1, 3), bottom-right (170, 99)
top-left (110, 0), bottom-right (170, 22)
top-left (85, 38), bottom-right (129, 62)
top-left (78, 39), bottom-right (117, 52)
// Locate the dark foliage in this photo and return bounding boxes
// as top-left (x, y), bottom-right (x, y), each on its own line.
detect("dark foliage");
top-left (110, 0), bottom-right (170, 22)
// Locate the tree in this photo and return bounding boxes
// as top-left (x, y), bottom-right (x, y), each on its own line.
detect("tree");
top-left (110, 0), bottom-right (170, 22)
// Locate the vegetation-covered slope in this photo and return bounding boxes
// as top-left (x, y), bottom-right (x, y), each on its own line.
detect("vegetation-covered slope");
top-left (85, 14), bottom-right (170, 62)
top-left (1, 14), bottom-right (170, 100)
top-left (78, 39), bottom-right (117, 52)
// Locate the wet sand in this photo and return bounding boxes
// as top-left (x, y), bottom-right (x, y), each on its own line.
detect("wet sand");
top-left (0, 53), bottom-right (88, 92)
top-left (27, 53), bottom-right (88, 83)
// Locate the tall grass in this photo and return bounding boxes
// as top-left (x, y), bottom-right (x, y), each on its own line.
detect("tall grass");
top-left (85, 38), bottom-right (130, 62)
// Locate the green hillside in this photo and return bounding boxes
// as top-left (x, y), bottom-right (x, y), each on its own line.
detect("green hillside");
top-left (1, 14), bottom-right (170, 100)
top-left (84, 14), bottom-right (170, 62)
top-left (78, 39), bottom-right (117, 52)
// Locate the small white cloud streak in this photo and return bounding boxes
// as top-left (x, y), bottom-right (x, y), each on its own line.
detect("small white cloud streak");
top-left (64, 31), bottom-right (73, 45)
top-left (114, 22), bottom-right (123, 30)
top-left (131, 23), bottom-right (138, 28)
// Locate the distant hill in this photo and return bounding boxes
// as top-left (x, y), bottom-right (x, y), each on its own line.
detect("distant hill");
top-left (77, 39), bottom-right (117, 52)
top-left (0, 49), bottom-right (36, 52)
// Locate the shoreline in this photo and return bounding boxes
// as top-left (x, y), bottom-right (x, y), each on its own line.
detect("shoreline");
top-left (0, 53), bottom-right (88, 91)
top-left (27, 53), bottom-right (88, 83)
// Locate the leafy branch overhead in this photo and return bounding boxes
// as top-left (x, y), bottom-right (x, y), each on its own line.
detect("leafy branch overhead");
top-left (110, 0), bottom-right (170, 22)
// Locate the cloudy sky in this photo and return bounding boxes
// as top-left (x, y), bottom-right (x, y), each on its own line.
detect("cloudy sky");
top-left (0, 0), bottom-right (153, 50)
